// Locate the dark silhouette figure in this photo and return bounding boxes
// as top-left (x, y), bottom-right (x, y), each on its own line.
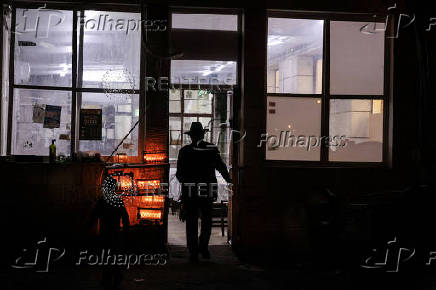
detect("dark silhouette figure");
top-left (176, 122), bottom-right (231, 262)
top-left (90, 176), bottom-right (130, 290)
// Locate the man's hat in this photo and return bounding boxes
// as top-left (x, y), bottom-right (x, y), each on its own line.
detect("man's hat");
top-left (184, 122), bottom-right (209, 136)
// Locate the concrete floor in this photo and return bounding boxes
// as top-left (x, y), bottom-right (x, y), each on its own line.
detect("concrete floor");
top-left (5, 243), bottom-right (436, 290)
top-left (5, 245), bottom-right (277, 290)
top-left (167, 213), bottom-right (228, 246)
top-left (6, 215), bottom-right (435, 290)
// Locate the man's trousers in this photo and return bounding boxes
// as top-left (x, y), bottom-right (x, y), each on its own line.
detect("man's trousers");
top-left (184, 198), bottom-right (213, 255)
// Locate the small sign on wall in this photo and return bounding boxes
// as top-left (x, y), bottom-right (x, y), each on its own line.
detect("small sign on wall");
top-left (43, 105), bottom-right (62, 128)
top-left (32, 104), bottom-right (45, 123)
top-left (79, 109), bottom-right (102, 140)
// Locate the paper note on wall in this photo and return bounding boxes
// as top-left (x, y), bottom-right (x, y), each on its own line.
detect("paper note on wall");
top-left (32, 104), bottom-right (45, 123)
top-left (43, 105), bottom-right (62, 128)
top-left (79, 109), bottom-right (102, 140)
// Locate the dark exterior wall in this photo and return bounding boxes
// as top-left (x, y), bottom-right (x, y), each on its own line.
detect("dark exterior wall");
top-left (0, 162), bottom-right (105, 262)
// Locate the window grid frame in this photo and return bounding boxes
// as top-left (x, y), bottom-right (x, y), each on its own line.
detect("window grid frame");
top-left (169, 88), bottom-right (215, 162)
top-left (265, 11), bottom-right (391, 167)
top-left (5, 4), bottom-right (143, 160)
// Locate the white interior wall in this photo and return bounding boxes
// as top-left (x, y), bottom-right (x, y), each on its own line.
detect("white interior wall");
top-left (278, 55), bottom-right (314, 94)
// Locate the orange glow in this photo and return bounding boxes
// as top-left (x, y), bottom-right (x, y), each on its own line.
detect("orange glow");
top-left (118, 176), bottom-right (133, 191)
top-left (106, 161), bottom-right (166, 226)
top-left (139, 195), bottom-right (165, 208)
top-left (137, 179), bottom-right (160, 191)
top-left (116, 153), bottom-right (128, 163)
top-left (139, 209), bottom-right (162, 220)
top-left (143, 153), bottom-right (166, 163)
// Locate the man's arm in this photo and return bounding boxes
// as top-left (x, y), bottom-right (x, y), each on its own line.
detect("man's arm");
top-left (175, 148), bottom-right (184, 183)
top-left (215, 149), bottom-right (231, 183)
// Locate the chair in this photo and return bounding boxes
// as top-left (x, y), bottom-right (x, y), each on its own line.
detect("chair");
top-left (211, 200), bottom-right (228, 236)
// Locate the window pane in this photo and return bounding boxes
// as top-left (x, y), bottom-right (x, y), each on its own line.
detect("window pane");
top-left (169, 89), bottom-right (181, 113)
top-left (79, 93), bottom-right (139, 156)
top-left (183, 136), bottom-right (192, 146)
top-left (184, 90), bottom-right (213, 114)
top-left (183, 116), bottom-right (197, 131)
top-left (169, 130), bottom-right (181, 145)
top-left (199, 117), bottom-right (212, 141)
top-left (169, 101), bottom-right (181, 113)
top-left (81, 11), bottom-right (141, 89)
top-left (330, 21), bottom-right (385, 95)
top-left (12, 89), bottom-right (71, 155)
top-left (172, 14), bottom-right (237, 31)
top-left (169, 89), bottom-right (181, 100)
top-left (211, 120), bottom-right (229, 156)
top-left (183, 116), bottom-right (197, 145)
top-left (15, 9), bottom-right (73, 87)
top-left (329, 99), bottom-right (383, 162)
top-left (184, 100), bottom-right (212, 114)
top-left (266, 97), bottom-right (321, 161)
top-left (171, 60), bottom-right (236, 85)
top-left (169, 145), bottom-right (181, 161)
top-left (267, 18), bottom-right (323, 94)
top-left (169, 116), bottom-right (181, 130)
top-left (198, 117), bottom-right (211, 130)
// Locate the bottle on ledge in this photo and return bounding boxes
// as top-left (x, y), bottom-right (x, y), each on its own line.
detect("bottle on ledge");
top-left (49, 139), bottom-right (57, 163)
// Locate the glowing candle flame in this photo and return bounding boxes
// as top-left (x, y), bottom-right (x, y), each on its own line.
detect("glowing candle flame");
top-left (143, 153), bottom-right (166, 163)
top-left (139, 209), bottom-right (162, 219)
top-left (140, 195), bottom-right (165, 208)
top-left (117, 176), bottom-right (133, 191)
top-left (137, 180), bottom-right (160, 191)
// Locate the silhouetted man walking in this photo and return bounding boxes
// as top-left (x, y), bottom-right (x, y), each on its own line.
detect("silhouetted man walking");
top-left (176, 122), bottom-right (231, 262)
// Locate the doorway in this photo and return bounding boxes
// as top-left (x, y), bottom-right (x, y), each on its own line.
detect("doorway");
top-left (166, 10), bottom-right (240, 247)
top-left (167, 89), bottom-right (233, 246)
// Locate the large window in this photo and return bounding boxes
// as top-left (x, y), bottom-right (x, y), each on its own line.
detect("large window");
top-left (12, 9), bottom-right (73, 155)
top-left (5, 8), bottom-right (141, 157)
top-left (78, 11), bottom-right (141, 156)
top-left (266, 16), bottom-right (387, 163)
